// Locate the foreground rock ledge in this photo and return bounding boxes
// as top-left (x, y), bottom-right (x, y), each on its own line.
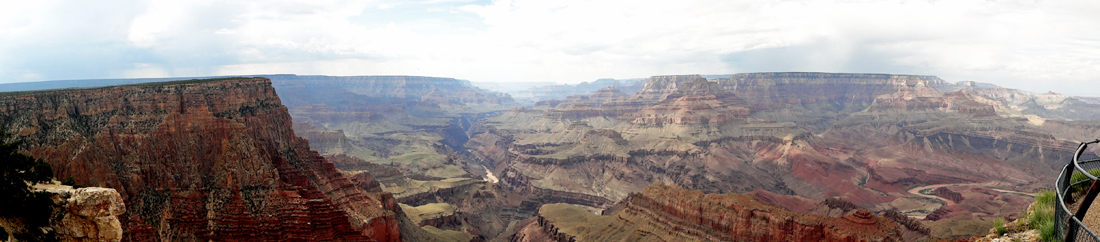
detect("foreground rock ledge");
top-left (37, 184), bottom-right (126, 242)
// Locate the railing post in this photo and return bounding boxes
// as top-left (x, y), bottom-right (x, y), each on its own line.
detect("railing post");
top-left (1069, 180), bottom-right (1100, 242)
top-left (1065, 141), bottom-right (1100, 242)
top-left (1066, 164), bottom-right (1079, 204)
top-left (1062, 164), bottom-right (1074, 241)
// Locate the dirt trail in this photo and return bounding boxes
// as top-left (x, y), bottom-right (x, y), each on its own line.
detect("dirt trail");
top-left (906, 183), bottom-right (1036, 206)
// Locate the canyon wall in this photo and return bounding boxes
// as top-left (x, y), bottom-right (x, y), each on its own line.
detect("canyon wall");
top-left (512, 183), bottom-right (903, 242)
top-left (0, 78), bottom-right (397, 241)
top-left (467, 72), bottom-right (1082, 241)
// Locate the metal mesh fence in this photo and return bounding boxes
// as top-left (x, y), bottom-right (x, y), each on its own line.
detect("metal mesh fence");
top-left (1056, 140), bottom-right (1100, 242)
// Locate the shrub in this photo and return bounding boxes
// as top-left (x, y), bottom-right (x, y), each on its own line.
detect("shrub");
top-left (1069, 169), bottom-right (1100, 195)
top-left (992, 218), bottom-right (1007, 236)
top-left (60, 176), bottom-right (82, 188)
top-left (1028, 190), bottom-right (1056, 242)
top-left (0, 128), bottom-right (56, 241)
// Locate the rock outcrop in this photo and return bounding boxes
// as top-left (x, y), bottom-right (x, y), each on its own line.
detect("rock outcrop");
top-left (41, 184), bottom-right (126, 242)
top-left (0, 77), bottom-right (397, 241)
top-left (511, 183), bottom-right (903, 242)
top-left (2, 184), bottom-right (127, 242)
top-left (627, 78), bottom-right (749, 125)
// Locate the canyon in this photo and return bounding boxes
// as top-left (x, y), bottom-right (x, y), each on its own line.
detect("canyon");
top-left (0, 78), bottom-right (407, 241)
top-left (2, 72), bottom-right (1099, 241)
top-left (510, 183), bottom-right (903, 242)
top-left (465, 73), bottom-right (1099, 240)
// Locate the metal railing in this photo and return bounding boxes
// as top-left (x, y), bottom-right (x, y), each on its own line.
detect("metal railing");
top-left (1057, 139), bottom-right (1100, 242)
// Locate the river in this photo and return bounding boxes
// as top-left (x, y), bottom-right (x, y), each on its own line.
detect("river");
top-left (906, 183), bottom-right (1036, 206)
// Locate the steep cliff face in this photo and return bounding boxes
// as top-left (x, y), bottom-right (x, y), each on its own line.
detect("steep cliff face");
top-left (539, 87), bottom-right (631, 110)
top-left (0, 78), bottom-right (397, 241)
top-left (627, 79), bottom-right (749, 126)
top-left (716, 73), bottom-right (941, 131)
top-left (633, 75), bottom-right (709, 101)
top-left (966, 87), bottom-right (1100, 121)
top-left (511, 183), bottom-right (902, 242)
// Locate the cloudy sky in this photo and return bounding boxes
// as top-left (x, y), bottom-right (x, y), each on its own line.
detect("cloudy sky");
top-left (1, 0), bottom-right (1098, 95)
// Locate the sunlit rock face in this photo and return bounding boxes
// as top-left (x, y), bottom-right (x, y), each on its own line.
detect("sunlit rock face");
top-left (7, 72), bottom-right (1091, 241)
top-left (0, 78), bottom-right (398, 241)
top-left (468, 72), bottom-right (1085, 240)
top-left (510, 183), bottom-right (903, 242)
top-left (41, 185), bottom-right (126, 242)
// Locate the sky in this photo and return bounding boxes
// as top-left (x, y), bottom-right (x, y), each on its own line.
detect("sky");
top-left (1, 0), bottom-right (1098, 95)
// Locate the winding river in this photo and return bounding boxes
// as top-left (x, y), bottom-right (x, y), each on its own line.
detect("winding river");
top-left (906, 183), bottom-right (1036, 206)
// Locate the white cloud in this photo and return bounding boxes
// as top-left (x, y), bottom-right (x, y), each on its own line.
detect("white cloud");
top-left (1, 0), bottom-right (1099, 95)
top-left (128, 1), bottom-right (187, 47)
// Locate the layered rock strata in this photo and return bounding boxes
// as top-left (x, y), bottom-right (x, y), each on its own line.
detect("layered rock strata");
top-left (0, 78), bottom-right (397, 241)
top-left (467, 72), bottom-right (1083, 241)
top-left (512, 183), bottom-right (903, 242)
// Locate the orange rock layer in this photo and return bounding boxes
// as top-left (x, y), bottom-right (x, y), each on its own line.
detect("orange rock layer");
top-left (0, 78), bottom-right (397, 241)
top-left (515, 183), bottom-right (902, 242)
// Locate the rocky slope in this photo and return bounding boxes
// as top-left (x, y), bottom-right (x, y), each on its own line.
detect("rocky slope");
top-left (268, 75), bottom-right (619, 240)
top-left (510, 183), bottom-right (902, 242)
top-left (0, 78), bottom-right (399, 241)
top-left (467, 72), bottom-right (1086, 240)
top-left (10, 72), bottom-right (1090, 241)
top-left (270, 75), bottom-right (516, 180)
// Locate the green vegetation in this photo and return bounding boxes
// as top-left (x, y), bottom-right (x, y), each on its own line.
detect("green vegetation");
top-left (399, 203), bottom-right (457, 225)
top-left (992, 218), bottom-right (1007, 236)
top-left (124, 77), bottom-right (252, 87)
top-left (61, 176), bottom-right (82, 188)
top-left (919, 188), bottom-right (935, 195)
top-left (0, 128), bottom-right (56, 242)
top-left (1070, 168), bottom-right (1100, 194)
top-left (1027, 190), bottom-right (1057, 242)
top-left (420, 226), bottom-right (473, 242)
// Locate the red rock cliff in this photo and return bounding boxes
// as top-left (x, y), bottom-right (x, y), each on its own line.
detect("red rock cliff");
top-left (513, 183), bottom-right (902, 242)
top-left (0, 78), bottom-right (398, 241)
